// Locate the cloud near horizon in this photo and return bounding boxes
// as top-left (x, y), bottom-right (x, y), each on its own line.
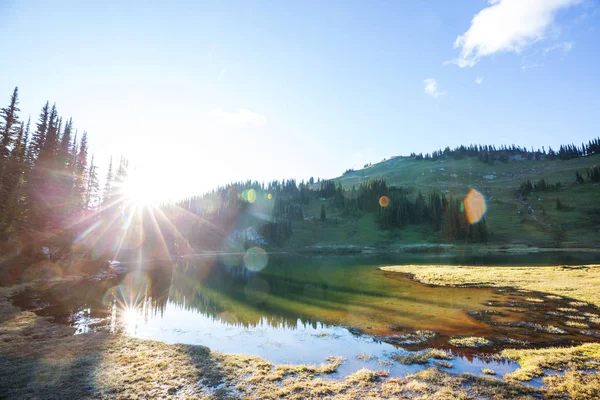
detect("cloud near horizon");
top-left (212, 108), bottom-right (267, 126)
top-left (452, 0), bottom-right (581, 67)
top-left (424, 78), bottom-right (447, 99)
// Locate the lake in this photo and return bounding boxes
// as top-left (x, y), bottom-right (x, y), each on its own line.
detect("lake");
top-left (13, 251), bottom-right (600, 379)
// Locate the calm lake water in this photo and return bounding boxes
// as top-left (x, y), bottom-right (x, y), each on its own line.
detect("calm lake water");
top-left (13, 251), bottom-right (600, 378)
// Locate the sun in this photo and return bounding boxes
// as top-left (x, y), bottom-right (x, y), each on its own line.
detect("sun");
top-left (122, 173), bottom-right (160, 207)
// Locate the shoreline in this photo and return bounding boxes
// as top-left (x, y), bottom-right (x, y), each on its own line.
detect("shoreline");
top-left (182, 244), bottom-right (600, 257)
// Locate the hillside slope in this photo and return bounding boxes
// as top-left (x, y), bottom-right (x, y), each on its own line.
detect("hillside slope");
top-left (290, 154), bottom-right (600, 249)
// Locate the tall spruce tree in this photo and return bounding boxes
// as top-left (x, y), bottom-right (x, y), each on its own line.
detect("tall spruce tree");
top-left (73, 132), bottom-right (88, 212)
top-left (0, 87), bottom-right (20, 186)
top-left (101, 156), bottom-right (114, 210)
top-left (85, 155), bottom-right (100, 210)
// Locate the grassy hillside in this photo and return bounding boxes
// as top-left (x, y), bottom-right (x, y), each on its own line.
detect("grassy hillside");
top-left (288, 154), bottom-right (600, 249)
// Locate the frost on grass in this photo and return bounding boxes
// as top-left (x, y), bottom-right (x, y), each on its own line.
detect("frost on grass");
top-left (449, 336), bottom-right (492, 348)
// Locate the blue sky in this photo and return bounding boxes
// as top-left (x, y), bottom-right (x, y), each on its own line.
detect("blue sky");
top-left (1, 0), bottom-right (599, 200)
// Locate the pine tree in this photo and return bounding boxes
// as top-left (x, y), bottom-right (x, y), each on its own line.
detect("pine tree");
top-left (2, 120), bottom-right (30, 230)
top-left (73, 131), bottom-right (88, 212)
top-left (0, 87), bottom-right (20, 183)
top-left (30, 102), bottom-right (49, 160)
top-left (101, 156), bottom-right (114, 209)
top-left (85, 155), bottom-right (100, 210)
top-left (28, 103), bottom-right (60, 230)
top-left (320, 204), bottom-right (326, 221)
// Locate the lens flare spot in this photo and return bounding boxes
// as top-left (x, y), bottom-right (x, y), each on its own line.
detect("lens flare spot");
top-left (248, 188), bottom-right (257, 204)
top-left (267, 193), bottom-right (272, 200)
top-left (244, 247), bottom-right (268, 272)
top-left (463, 188), bottom-right (487, 224)
top-left (379, 196), bottom-right (390, 208)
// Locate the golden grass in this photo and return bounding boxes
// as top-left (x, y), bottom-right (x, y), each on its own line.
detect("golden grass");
top-left (380, 264), bottom-right (600, 306)
top-left (502, 343), bottom-right (600, 381)
top-left (449, 336), bottom-right (492, 348)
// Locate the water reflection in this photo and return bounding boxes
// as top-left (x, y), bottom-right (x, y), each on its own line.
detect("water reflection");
top-left (13, 252), bottom-right (600, 378)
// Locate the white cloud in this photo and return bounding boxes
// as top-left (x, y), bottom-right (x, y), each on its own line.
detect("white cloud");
top-left (475, 77), bottom-right (484, 84)
top-left (424, 78), bottom-right (447, 99)
top-left (542, 41), bottom-right (574, 55)
top-left (452, 0), bottom-right (581, 67)
top-left (212, 108), bottom-right (267, 126)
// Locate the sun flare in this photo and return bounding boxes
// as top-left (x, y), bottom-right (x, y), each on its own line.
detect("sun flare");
top-left (122, 174), bottom-right (160, 207)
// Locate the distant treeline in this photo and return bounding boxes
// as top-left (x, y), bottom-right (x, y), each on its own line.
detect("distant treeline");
top-left (404, 138), bottom-right (600, 164)
top-left (166, 179), bottom-right (312, 248)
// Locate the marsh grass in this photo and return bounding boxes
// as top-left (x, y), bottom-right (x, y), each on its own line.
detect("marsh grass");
top-left (434, 360), bottom-right (453, 369)
top-left (502, 343), bottom-right (600, 381)
top-left (381, 264), bottom-right (600, 398)
top-left (565, 320), bottom-right (589, 328)
top-left (356, 353), bottom-right (374, 361)
top-left (449, 336), bottom-right (492, 348)
top-left (392, 352), bottom-right (430, 365)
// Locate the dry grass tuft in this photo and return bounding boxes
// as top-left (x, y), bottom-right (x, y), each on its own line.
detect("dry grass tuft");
top-left (449, 336), bottom-right (492, 348)
top-left (543, 369), bottom-right (600, 400)
top-left (356, 353), bottom-right (374, 361)
top-left (502, 343), bottom-right (600, 381)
